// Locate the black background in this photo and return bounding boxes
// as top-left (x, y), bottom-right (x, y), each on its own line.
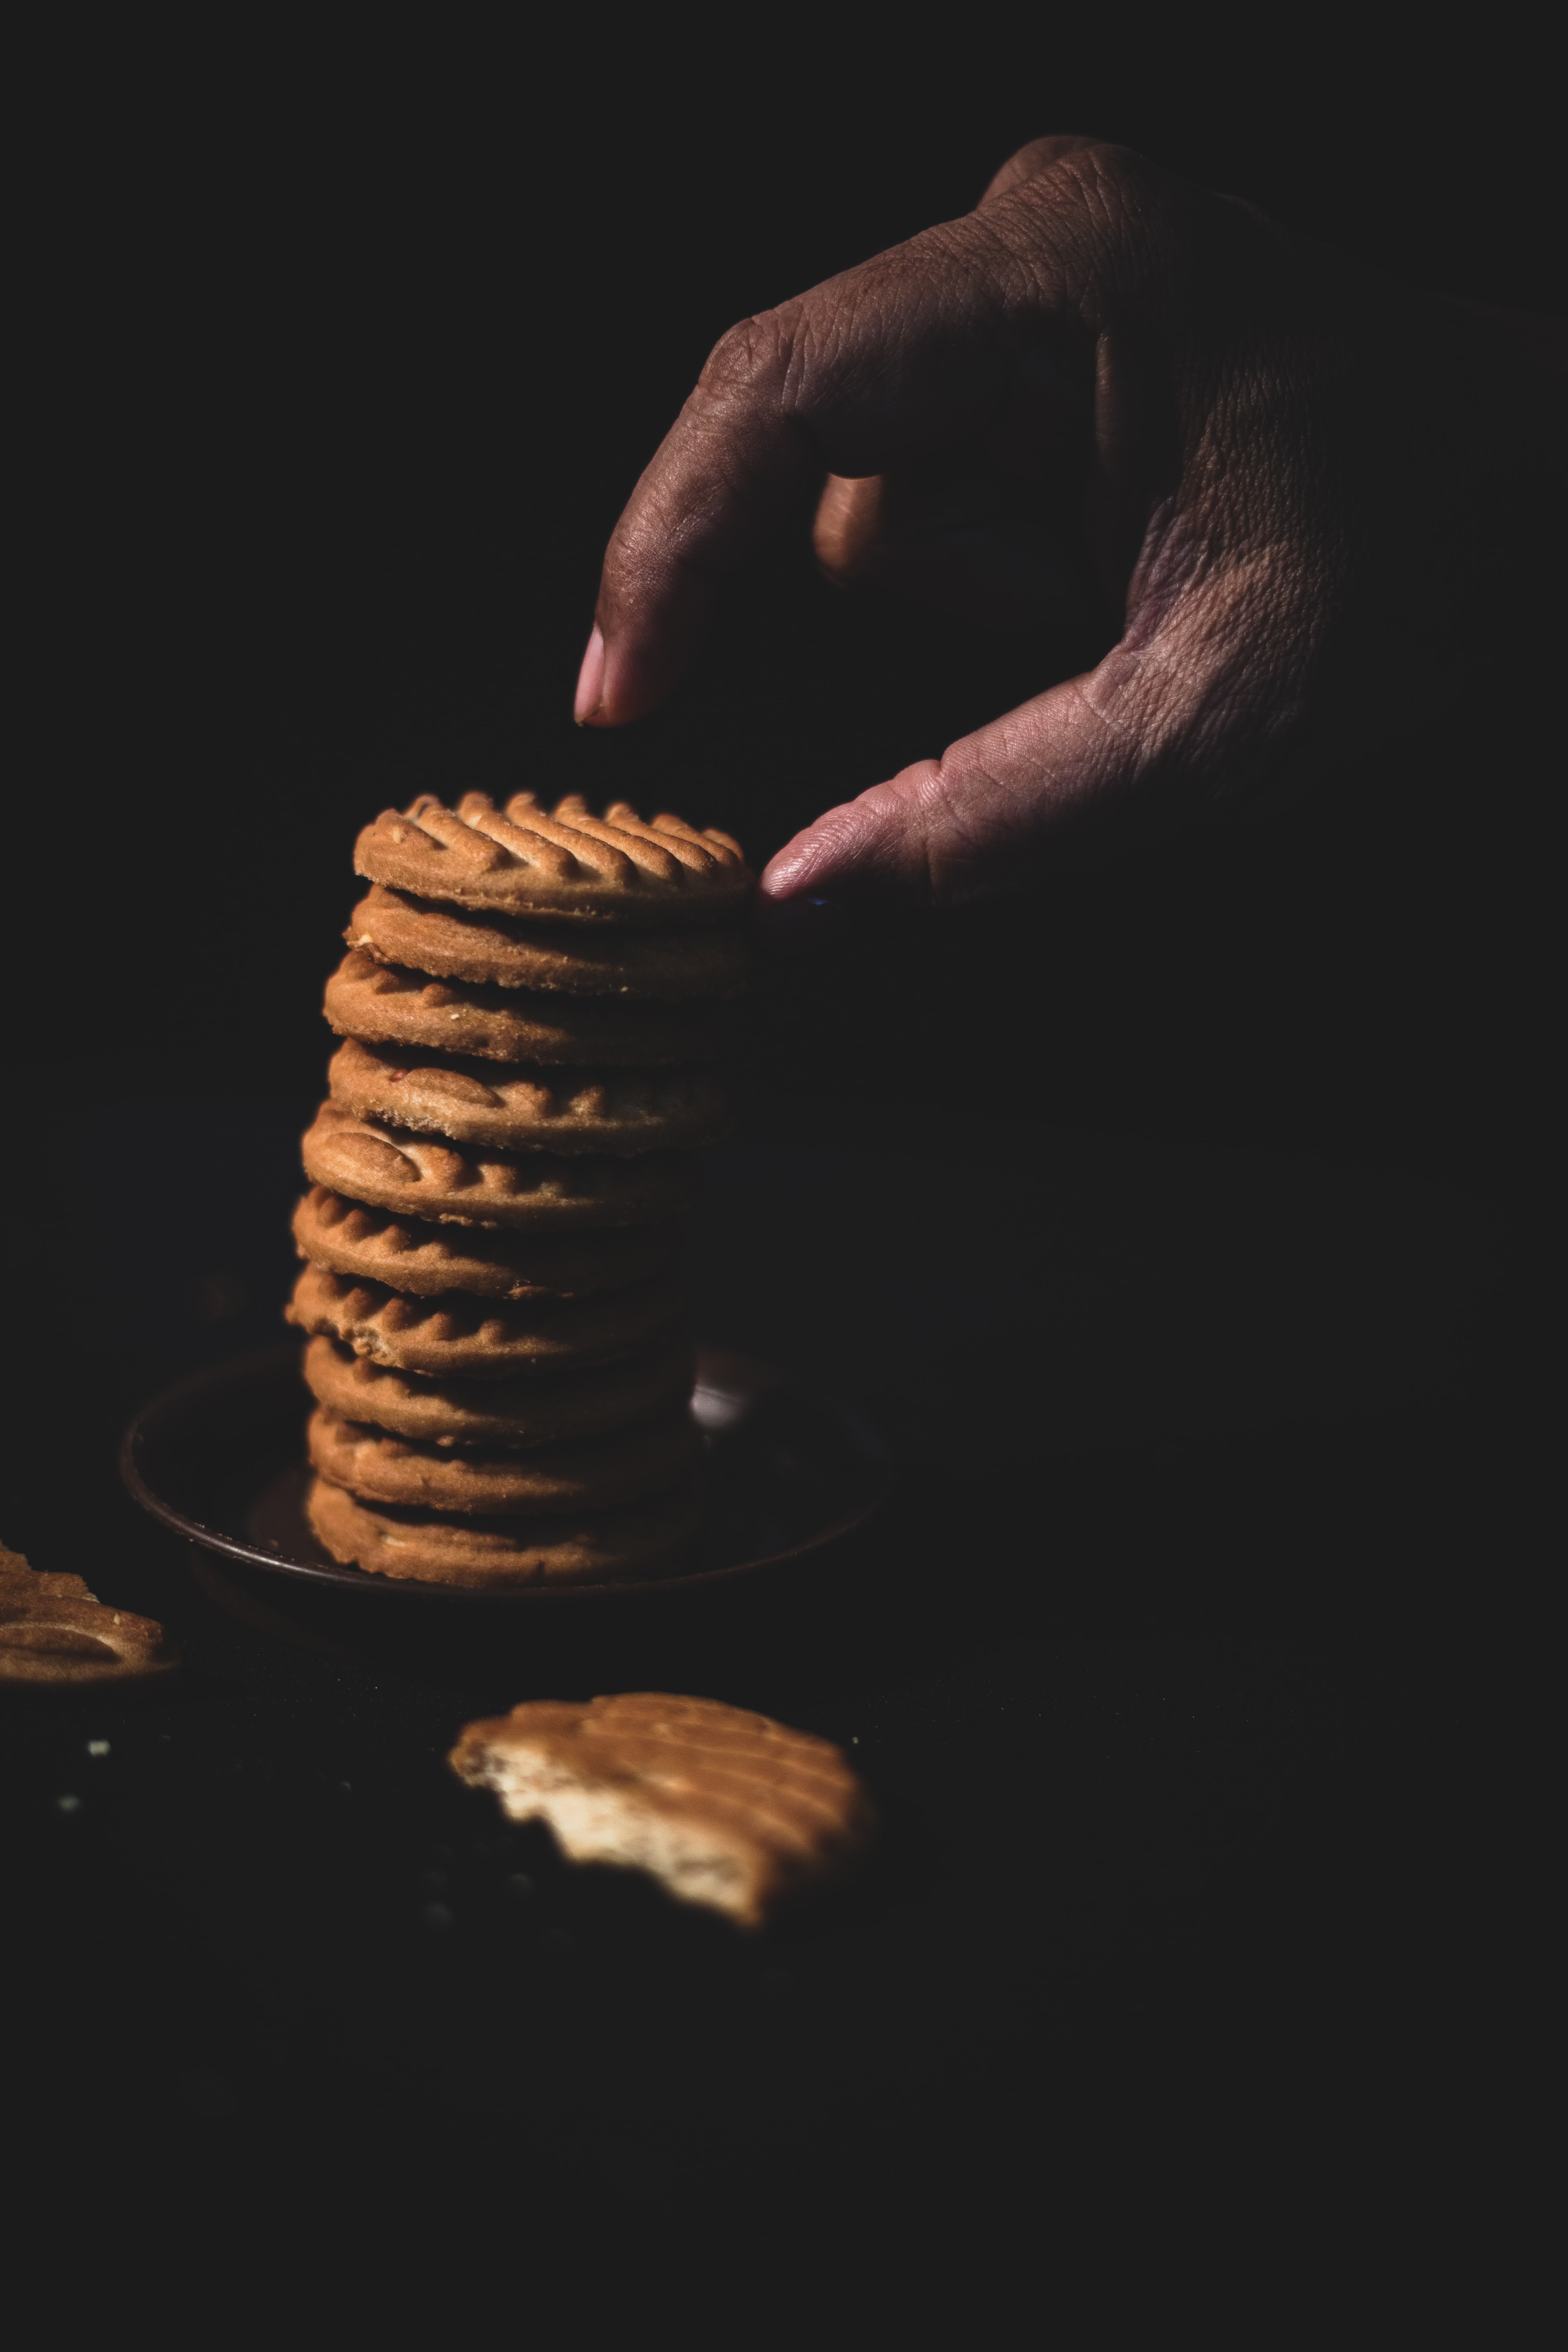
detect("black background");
top-left (6, 18), bottom-right (1561, 2321)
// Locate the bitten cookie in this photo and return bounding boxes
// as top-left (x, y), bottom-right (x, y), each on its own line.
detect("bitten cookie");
top-left (355, 792), bottom-right (751, 925)
top-left (307, 1479), bottom-right (702, 1586)
top-left (301, 1102), bottom-right (701, 1229)
top-left (346, 886), bottom-right (747, 999)
top-left (448, 1692), bottom-right (876, 1927)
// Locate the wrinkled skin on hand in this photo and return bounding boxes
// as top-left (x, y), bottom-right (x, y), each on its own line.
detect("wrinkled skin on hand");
top-left (576, 136), bottom-right (1564, 915)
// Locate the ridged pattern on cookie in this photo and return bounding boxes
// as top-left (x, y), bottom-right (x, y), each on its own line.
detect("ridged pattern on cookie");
top-left (328, 1038), bottom-right (732, 1156)
top-left (301, 1102), bottom-right (700, 1230)
top-left (292, 1188), bottom-right (679, 1300)
top-left (307, 1476), bottom-right (702, 1585)
top-left (287, 1262), bottom-right (686, 1378)
top-left (355, 793), bottom-right (750, 925)
top-left (325, 949), bottom-right (733, 1066)
top-left (0, 1545), bottom-right (178, 1686)
top-left (448, 1693), bottom-right (876, 1926)
top-left (295, 789), bottom-right (745, 1579)
top-left (346, 887), bottom-right (748, 999)
top-left (309, 1403), bottom-right (701, 1513)
top-left (303, 1334), bottom-right (697, 1448)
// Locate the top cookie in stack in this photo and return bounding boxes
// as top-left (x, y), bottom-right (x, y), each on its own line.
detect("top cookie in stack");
top-left (289, 792), bottom-right (751, 1589)
top-left (354, 791), bottom-right (750, 924)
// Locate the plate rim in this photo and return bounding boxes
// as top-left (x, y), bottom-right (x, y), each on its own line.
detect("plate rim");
top-left (119, 1341), bottom-right (893, 1605)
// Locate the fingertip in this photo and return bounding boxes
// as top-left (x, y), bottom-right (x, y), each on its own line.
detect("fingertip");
top-left (577, 627), bottom-right (688, 729)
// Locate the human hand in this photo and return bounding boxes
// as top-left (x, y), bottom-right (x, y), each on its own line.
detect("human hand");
top-left (575, 136), bottom-right (1563, 917)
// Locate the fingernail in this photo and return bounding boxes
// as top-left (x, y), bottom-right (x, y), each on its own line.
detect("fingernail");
top-left (573, 626), bottom-right (606, 725)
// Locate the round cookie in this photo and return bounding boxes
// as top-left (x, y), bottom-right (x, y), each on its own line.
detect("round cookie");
top-left (292, 1188), bottom-right (680, 1301)
top-left (354, 792), bottom-right (750, 926)
top-left (303, 1334), bottom-right (696, 1447)
top-left (287, 1263), bottom-right (686, 1378)
top-left (325, 949), bottom-right (733, 1066)
top-left (307, 1475), bottom-right (702, 1587)
top-left (346, 886), bottom-right (747, 1000)
top-left (301, 1101), bottom-right (700, 1230)
top-left (327, 1038), bottom-right (732, 1156)
top-left (308, 1403), bottom-right (701, 1513)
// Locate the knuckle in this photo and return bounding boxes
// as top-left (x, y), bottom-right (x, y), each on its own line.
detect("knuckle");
top-left (1050, 140), bottom-right (1153, 207)
top-left (985, 132), bottom-right (1097, 196)
top-left (983, 139), bottom-right (1177, 297)
top-left (1006, 138), bottom-right (1164, 243)
top-left (698, 307), bottom-right (796, 402)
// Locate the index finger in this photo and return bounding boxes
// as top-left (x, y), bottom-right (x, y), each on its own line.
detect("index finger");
top-left (577, 194), bottom-right (1098, 727)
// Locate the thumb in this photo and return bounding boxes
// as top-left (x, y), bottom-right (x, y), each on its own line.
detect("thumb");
top-left (758, 585), bottom-right (1310, 911)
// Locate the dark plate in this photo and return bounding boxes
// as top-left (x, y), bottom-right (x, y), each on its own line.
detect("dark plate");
top-left (120, 1343), bottom-right (892, 1605)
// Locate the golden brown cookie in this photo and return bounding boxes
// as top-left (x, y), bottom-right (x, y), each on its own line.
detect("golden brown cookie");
top-left (327, 1038), bottom-right (732, 1156)
top-left (302, 1333), bottom-right (696, 1448)
top-left (354, 792), bottom-right (750, 925)
top-left (292, 1188), bottom-right (680, 1301)
top-left (301, 1102), bottom-right (700, 1230)
top-left (346, 886), bottom-right (747, 1000)
top-left (307, 1478), bottom-right (701, 1586)
top-left (287, 1263), bottom-right (685, 1378)
top-left (308, 1403), bottom-right (700, 1513)
top-left (325, 949), bottom-right (733, 1066)
top-left (0, 1545), bottom-right (178, 1688)
top-left (448, 1693), bottom-right (876, 1927)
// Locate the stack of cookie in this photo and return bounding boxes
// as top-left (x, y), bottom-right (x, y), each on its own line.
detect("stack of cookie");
top-left (288, 790), bottom-right (750, 1586)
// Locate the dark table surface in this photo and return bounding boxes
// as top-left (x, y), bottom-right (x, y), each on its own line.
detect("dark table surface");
top-left (2, 1083), bottom-right (1553, 2303)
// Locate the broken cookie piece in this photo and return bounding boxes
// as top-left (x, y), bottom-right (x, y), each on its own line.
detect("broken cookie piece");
top-left (0, 1543), bottom-right (178, 1688)
top-left (449, 1690), bottom-right (874, 1928)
